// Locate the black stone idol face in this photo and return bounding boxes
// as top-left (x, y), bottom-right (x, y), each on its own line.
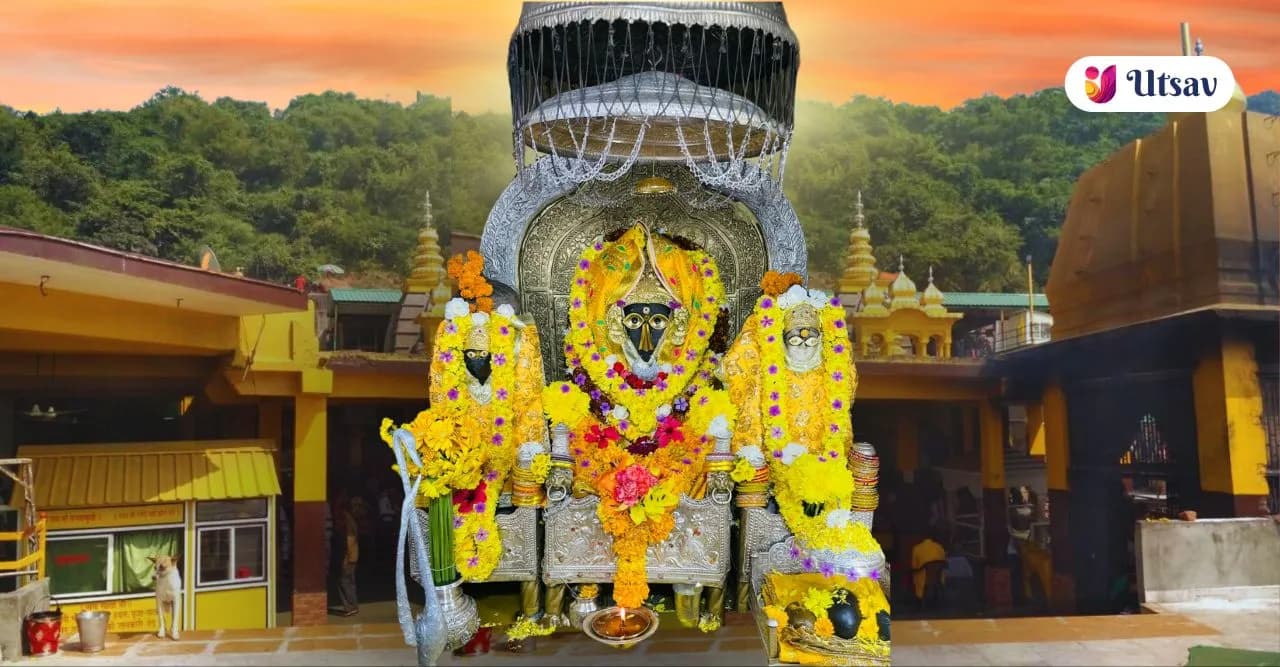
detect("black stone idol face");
top-left (464, 349), bottom-right (492, 385)
top-left (621, 303), bottom-right (672, 362)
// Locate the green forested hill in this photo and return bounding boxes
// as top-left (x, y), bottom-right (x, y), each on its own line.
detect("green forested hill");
top-left (2, 87), bottom-right (1270, 290)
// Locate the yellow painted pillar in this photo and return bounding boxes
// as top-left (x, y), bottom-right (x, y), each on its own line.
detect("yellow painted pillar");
top-left (979, 401), bottom-right (1005, 492)
top-left (1193, 335), bottom-right (1270, 516)
top-left (978, 399), bottom-right (1012, 606)
top-left (1043, 385), bottom-right (1069, 493)
top-left (292, 394), bottom-right (329, 625)
top-left (896, 408), bottom-right (919, 479)
top-left (1025, 402), bottom-right (1046, 457)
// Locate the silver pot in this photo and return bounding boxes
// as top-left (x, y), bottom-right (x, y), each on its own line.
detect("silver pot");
top-left (567, 585), bottom-right (600, 629)
top-left (434, 579), bottom-right (481, 651)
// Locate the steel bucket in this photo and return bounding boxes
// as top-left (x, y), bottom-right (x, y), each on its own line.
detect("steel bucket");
top-left (74, 611), bottom-right (110, 653)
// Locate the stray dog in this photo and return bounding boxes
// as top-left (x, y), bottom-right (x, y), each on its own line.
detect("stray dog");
top-left (148, 555), bottom-right (182, 640)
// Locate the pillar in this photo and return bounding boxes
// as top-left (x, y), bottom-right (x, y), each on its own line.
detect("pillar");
top-left (1042, 383), bottom-right (1075, 613)
top-left (292, 394), bottom-right (329, 626)
top-left (1193, 335), bottom-right (1270, 517)
top-left (979, 400), bottom-right (1011, 610)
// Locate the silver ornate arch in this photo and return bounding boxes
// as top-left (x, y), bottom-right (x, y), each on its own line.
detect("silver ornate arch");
top-left (481, 157), bottom-right (807, 296)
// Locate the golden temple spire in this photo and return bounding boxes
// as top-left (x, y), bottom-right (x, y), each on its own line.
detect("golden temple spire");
top-left (921, 265), bottom-right (948, 316)
top-left (404, 192), bottom-right (453, 314)
top-left (838, 190), bottom-right (880, 295)
top-left (889, 255), bottom-right (922, 311)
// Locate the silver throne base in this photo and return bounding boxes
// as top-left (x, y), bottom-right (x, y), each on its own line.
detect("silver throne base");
top-left (409, 503), bottom-right (541, 584)
top-left (542, 494), bottom-right (731, 586)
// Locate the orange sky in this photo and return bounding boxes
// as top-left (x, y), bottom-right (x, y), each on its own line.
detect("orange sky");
top-left (0, 0), bottom-right (1275, 114)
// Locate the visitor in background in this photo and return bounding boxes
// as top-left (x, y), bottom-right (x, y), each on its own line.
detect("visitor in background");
top-left (912, 529), bottom-right (948, 611)
top-left (333, 495), bottom-right (360, 617)
top-left (377, 484), bottom-right (397, 557)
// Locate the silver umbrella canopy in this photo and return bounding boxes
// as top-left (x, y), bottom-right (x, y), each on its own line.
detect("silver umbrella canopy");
top-left (507, 2), bottom-right (800, 188)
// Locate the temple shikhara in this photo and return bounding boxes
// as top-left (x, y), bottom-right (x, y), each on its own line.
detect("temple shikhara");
top-left (0, 4), bottom-right (1274, 667)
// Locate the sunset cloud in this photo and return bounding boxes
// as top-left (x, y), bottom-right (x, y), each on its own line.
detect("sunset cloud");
top-left (0, 0), bottom-right (1274, 114)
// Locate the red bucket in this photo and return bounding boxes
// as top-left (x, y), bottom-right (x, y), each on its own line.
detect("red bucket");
top-left (25, 608), bottom-right (62, 657)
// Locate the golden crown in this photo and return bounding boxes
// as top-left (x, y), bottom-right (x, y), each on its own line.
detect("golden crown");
top-left (783, 302), bottom-right (821, 332)
top-left (625, 264), bottom-right (674, 305)
top-left (465, 320), bottom-right (490, 351)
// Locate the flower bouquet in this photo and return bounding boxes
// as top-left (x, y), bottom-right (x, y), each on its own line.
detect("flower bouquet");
top-left (381, 403), bottom-right (487, 586)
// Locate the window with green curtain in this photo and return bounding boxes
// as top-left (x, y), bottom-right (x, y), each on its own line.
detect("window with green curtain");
top-left (113, 529), bottom-right (182, 595)
top-left (47, 536), bottom-right (110, 596)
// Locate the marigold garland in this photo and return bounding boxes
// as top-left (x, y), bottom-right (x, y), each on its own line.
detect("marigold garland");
top-left (446, 250), bottom-right (494, 313)
top-left (546, 229), bottom-right (735, 608)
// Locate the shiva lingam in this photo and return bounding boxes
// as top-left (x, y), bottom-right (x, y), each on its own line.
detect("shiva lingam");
top-left (582, 606), bottom-right (659, 649)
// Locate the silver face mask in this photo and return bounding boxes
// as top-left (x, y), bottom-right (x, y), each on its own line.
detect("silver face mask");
top-left (783, 326), bottom-right (822, 372)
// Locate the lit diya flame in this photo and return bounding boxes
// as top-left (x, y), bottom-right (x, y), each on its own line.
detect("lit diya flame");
top-left (583, 605), bottom-right (659, 649)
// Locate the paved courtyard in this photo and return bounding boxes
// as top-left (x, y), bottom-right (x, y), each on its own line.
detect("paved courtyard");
top-left (21, 596), bottom-right (1279, 666)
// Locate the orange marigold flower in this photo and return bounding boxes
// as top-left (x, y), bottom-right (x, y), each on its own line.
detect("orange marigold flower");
top-left (760, 270), bottom-right (803, 297)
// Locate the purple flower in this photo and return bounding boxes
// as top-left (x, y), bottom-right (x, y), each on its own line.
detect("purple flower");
top-left (818, 456), bottom-right (826, 462)
top-left (707, 296), bottom-right (716, 303)
top-left (579, 259), bottom-right (590, 270)
top-left (444, 322), bottom-right (457, 334)
top-left (830, 297), bottom-right (841, 307)
top-left (699, 395), bottom-right (710, 406)
top-left (788, 545), bottom-right (802, 559)
top-left (686, 350), bottom-right (698, 361)
top-left (573, 298), bottom-right (582, 308)
top-left (832, 399), bottom-right (843, 410)
top-left (655, 381), bottom-right (668, 391)
top-left (761, 316), bottom-right (774, 328)
top-left (772, 449), bottom-right (783, 459)
top-left (600, 402), bottom-right (612, 412)
top-left (673, 396), bottom-right (689, 412)
top-left (467, 556), bottom-right (480, 568)
top-left (870, 570), bottom-right (880, 581)
top-left (560, 384), bottom-right (571, 393)
top-left (573, 374), bottom-right (587, 386)
top-left (486, 469), bottom-right (499, 481)
top-left (830, 423), bottom-right (840, 433)
top-left (576, 278), bottom-right (585, 286)
top-left (834, 320), bottom-right (845, 329)
top-left (619, 420), bottom-right (630, 430)
top-left (500, 326), bottom-right (510, 336)
top-left (593, 242), bottom-right (603, 251)
top-left (770, 391), bottom-right (780, 401)
top-left (829, 450), bottom-right (839, 458)
top-left (673, 364), bottom-right (687, 375)
top-left (577, 321), bottom-right (586, 329)
top-left (770, 426), bottom-right (783, 440)
top-left (494, 417), bottom-right (506, 427)
top-left (447, 388), bottom-right (459, 401)
top-left (768, 405), bottom-right (781, 417)
top-left (494, 353), bottom-right (508, 366)
top-left (697, 329), bottom-right (706, 338)
top-left (767, 364), bottom-right (778, 375)
top-left (476, 528), bottom-right (489, 542)
top-left (820, 562), bottom-right (836, 578)
top-left (453, 516), bottom-right (464, 528)
top-left (703, 269), bottom-right (713, 277)
top-left (636, 388), bottom-right (647, 397)
top-left (580, 460), bottom-right (590, 468)
top-left (491, 434), bottom-right (503, 445)
top-left (591, 353), bottom-right (601, 362)
top-left (606, 369), bottom-right (616, 378)
top-left (440, 351), bottom-right (454, 363)
top-left (616, 299), bottom-right (626, 307)
top-left (833, 371), bottom-right (844, 381)
top-left (589, 389), bottom-right (602, 400)
top-left (497, 388), bottom-right (508, 400)
top-left (682, 458), bottom-right (692, 466)
top-left (474, 502), bottom-right (486, 513)
top-left (767, 335), bottom-right (776, 343)
top-left (761, 298), bottom-right (773, 309)
top-left (833, 344), bottom-right (845, 354)
top-left (802, 557), bottom-right (815, 571)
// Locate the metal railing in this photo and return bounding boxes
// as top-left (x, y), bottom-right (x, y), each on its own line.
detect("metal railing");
top-left (953, 323), bottom-right (1053, 359)
top-left (0, 518), bottom-right (46, 584)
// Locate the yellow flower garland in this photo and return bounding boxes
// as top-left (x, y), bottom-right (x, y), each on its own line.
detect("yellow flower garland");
top-left (548, 231), bottom-right (734, 608)
top-left (421, 308), bottom-right (527, 582)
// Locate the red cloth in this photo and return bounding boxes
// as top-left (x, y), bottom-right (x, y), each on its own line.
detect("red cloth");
top-left (294, 276), bottom-right (308, 291)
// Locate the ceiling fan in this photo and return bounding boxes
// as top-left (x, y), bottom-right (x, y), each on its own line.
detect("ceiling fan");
top-left (23, 404), bottom-right (88, 423)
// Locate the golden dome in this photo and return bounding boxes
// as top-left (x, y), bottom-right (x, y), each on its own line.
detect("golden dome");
top-left (838, 191), bottom-right (880, 294)
top-left (860, 282), bottom-right (888, 316)
top-left (404, 192), bottom-right (453, 314)
top-left (889, 256), bottom-right (921, 311)
top-left (922, 266), bottom-right (948, 316)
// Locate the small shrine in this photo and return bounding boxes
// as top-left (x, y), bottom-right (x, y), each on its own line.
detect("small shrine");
top-left (838, 193), bottom-right (963, 359)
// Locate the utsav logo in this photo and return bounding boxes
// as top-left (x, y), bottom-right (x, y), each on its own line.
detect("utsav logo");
top-left (1065, 56), bottom-right (1237, 112)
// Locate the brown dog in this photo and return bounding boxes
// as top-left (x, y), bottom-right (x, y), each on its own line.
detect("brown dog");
top-left (148, 555), bottom-right (182, 639)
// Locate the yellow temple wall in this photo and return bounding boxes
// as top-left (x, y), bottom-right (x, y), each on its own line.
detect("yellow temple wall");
top-left (1193, 334), bottom-right (1270, 497)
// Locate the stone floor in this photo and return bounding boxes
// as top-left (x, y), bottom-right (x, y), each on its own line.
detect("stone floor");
top-left (19, 596), bottom-right (1279, 666)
